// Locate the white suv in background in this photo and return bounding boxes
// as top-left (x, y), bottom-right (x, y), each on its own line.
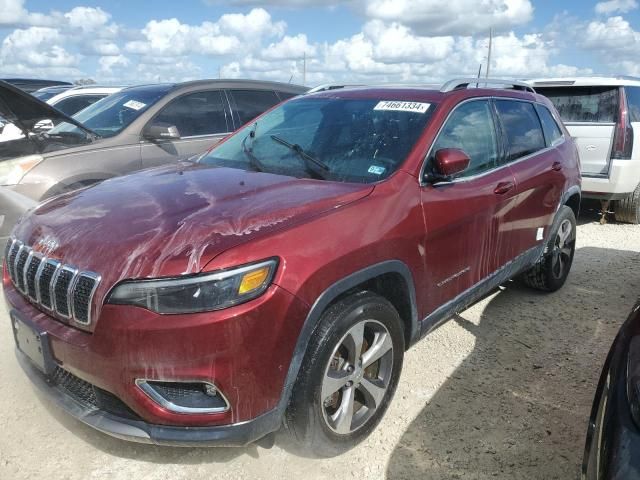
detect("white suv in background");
top-left (47, 85), bottom-right (123, 116)
top-left (529, 77), bottom-right (640, 223)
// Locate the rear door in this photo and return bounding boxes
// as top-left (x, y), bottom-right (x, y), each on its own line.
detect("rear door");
top-left (535, 86), bottom-right (618, 176)
top-left (421, 99), bottom-right (518, 312)
top-left (493, 99), bottom-right (566, 257)
top-left (140, 90), bottom-right (232, 169)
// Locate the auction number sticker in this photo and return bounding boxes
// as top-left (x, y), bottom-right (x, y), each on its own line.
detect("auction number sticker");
top-left (374, 101), bottom-right (430, 114)
top-left (123, 100), bottom-right (146, 111)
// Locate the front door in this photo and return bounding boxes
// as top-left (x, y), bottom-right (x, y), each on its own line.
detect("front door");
top-left (421, 99), bottom-right (518, 314)
top-left (140, 90), bottom-right (232, 169)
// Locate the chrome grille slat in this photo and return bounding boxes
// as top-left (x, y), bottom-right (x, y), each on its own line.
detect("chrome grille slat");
top-left (5, 238), bottom-right (100, 326)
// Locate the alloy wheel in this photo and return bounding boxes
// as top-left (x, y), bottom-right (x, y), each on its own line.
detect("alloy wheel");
top-left (321, 319), bottom-right (394, 434)
top-left (551, 219), bottom-right (573, 280)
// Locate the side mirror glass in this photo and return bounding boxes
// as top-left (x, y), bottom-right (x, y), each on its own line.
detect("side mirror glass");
top-left (143, 123), bottom-right (180, 141)
top-left (433, 148), bottom-right (470, 179)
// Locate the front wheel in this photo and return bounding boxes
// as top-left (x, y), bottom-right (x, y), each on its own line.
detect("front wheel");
top-left (520, 205), bottom-right (576, 292)
top-left (284, 291), bottom-right (405, 457)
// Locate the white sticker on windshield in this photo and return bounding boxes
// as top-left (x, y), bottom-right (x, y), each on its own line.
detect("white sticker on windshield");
top-left (368, 165), bottom-right (386, 175)
top-left (374, 101), bottom-right (430, 114)
top-left (123, 100), bottom-right (146, 111)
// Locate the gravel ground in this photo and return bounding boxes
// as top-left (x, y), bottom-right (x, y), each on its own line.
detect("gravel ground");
top-left (0, 207), bottom-right (638, 480)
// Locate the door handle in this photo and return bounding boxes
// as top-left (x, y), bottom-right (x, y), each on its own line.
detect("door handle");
top-left (494, 181), bottom-right (515, 195)
top-left (551, 161), bottom-right (563, 171)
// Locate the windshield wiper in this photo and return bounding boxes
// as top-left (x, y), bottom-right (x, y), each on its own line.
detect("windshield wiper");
top-left (269, 135), bottom-right (330, 173)
top-left (241, 134), bottom-right (267, 173)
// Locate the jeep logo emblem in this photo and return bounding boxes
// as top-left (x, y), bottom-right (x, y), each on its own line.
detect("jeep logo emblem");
top-left (35, 235), bottom-right (59, 253)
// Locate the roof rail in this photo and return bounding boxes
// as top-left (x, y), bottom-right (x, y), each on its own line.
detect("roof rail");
top-left (441, 78), bottom-right (536, 93)
top-left (306, 83), bottom-right (364, 94)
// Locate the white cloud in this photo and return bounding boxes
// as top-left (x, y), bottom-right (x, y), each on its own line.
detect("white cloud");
top-left (99, 54), bottom-right (130, 74)
top-left (64, 6), bottom-right (111, 32)
top-left (595, 0), bottom-right (638, 15)
top-left (0, 0), bottom-right (59, 27)
top-left (1, 27), bottom-right (79, 68)
top-left (262, 34), bottom-right (316, 60)
top-left (361, 0), bottom-right (533, 35)
top-left (583, 16), bottom-right (640, 54)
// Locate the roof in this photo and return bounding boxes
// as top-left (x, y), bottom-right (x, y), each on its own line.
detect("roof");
top-left (527, 76), bottom-right (640, 87)
top-left (47, 86), bottom-right (124, 106)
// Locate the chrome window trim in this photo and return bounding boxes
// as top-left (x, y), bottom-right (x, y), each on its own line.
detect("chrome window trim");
top-left (135, 379), bottom-right (230, 414)
top-left (420, 95), bottom-right (566, 187)
top-left (71, 272), bottom-right (102, 326)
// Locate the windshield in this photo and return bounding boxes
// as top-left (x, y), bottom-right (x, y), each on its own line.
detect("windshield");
top-left (48, 85), bottom-right (172, 138)
top-left (199, 96), bottom-right (435, 183)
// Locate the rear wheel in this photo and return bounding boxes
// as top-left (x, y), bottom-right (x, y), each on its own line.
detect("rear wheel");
top-left (520, 205), bottom-right (576, 292)
top-left (614, 183), bottom-right (640, 224)
top-left (284, 291), bottom-right (404, 457)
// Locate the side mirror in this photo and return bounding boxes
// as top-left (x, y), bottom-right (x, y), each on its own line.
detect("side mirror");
top-left (433, 148), bottom-right (470, 179)
top-left (143, 123), bottom-right (180, 141)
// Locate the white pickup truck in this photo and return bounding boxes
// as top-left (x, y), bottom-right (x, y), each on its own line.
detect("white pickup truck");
top-left (529, 77), bottom-right (640, 223)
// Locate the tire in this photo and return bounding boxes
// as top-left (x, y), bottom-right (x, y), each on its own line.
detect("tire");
top-left (614, 183), bottom-right (640, 224)
top-left (520, 205), bottom-right (576, 292)
top-left (284, 291), bottom-right (405, 457)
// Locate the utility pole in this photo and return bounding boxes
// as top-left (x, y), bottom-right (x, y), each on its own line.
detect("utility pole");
top-left (303, 51), bottom-right (306, 86)
top-left (477, 63), bottom-right (482, 79)
top-left (486, 28), bottom-right (493, 78)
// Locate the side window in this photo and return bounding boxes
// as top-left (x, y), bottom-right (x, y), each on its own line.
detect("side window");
top-left (54, 95), bottom-right (104, 116)
top-left (431, 100), bottom-right (499, 177)
top-left (228, 89), bottom-right (280, 126)
top-left (152, 90), bottom-right (229, 138)
top-left (535, 104), bottom-right (563, 146)
top-left (495, 100), bottom-right (546, 162)
top-left (625, 86), bottom-right (640, 123)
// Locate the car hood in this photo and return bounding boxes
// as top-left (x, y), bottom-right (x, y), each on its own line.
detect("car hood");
top-left (0, 80), bottom-right (89, 133)
top-left (12, 162), bottom-right (373, 290)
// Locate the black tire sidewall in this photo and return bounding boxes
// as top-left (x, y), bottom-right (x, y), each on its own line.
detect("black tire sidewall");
top-left (286, 292), bottom-right (405, 456)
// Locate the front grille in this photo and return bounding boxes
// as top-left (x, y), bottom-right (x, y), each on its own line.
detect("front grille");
top-left (4, 239), bottom-right (101, 326)
top-left (51, 367), bottom-right (141, 420)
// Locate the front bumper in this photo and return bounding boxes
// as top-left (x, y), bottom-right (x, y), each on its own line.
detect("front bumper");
top-left (16, 348), bottom-right (282, 446)
top-left (3, 269), bottom-right (309, 444)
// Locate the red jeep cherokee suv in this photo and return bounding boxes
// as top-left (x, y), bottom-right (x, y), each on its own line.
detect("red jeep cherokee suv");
top-left (2, 79), bottom-right (581, 456)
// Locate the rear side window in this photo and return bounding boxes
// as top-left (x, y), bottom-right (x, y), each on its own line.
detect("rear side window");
top-left (536, 86), bottom-right (619, 123)
top-left (431, 100), bottom-right (499, 177)
top-left (535, 104), bottom-right (563, 146)
top-left (54, 95), bottom-right (104, 116)
top-left (625, 86), bottom-right (640, 122)
top-left (153, 90), bottom-right (229, 137)
top-left (495, 100), bottom-right (546, 162)
top-left (228, 89), bottom-right (280, 126)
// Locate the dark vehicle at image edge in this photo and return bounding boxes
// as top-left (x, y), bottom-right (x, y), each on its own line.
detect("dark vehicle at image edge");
top-left (2, 78), bottom-right (581, 456)
top-left (583, 299), bottom-right (640, 479)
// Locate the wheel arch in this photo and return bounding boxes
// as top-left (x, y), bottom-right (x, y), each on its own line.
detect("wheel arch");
top-left (562, 186), bottom-right (581, 219)
top-left (278, 260), bottom-right (419, 413)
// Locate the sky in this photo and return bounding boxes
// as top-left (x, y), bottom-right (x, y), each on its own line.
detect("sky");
top-left (1, 0), bottom-right (640, 86)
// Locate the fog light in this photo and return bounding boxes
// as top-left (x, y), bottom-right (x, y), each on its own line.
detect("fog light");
top-left (136, 380), bottom-right (230, 414)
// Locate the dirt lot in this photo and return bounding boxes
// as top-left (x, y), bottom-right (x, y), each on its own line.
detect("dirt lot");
top-left (0, 207), bottom-right (638, 480)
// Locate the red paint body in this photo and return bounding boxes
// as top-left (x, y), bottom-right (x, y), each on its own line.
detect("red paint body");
top-left (2, 87), bottom-right (581, 430)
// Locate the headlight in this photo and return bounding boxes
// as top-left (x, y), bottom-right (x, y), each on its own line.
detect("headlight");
top-left (107, 259), bottom-right (277, 314)
top-left (0, 155), bottom-right (43, 186)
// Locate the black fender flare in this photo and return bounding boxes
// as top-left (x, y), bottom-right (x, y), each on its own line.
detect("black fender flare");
top-left (276, 260), bottom-right (419, 414)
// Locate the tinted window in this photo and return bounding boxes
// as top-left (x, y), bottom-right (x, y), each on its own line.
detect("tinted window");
top-left (277, 91), bottom-right (299, 101)
top-left (431, 100), bottom-right (498, 177)
top-left (535, 104), bottom-right (563, 146)
top-left (229, 89), bottom-right (280, 125)
top-left (495, 100), bottom-right (545, 162)
top-left (54, 95), bottom-right (104, 116)
top-left (200, 97), bottom-right (435, 184)
top-left (625, 86), bottom-right (640, 123)
top-left (536, 86), bottom-right (619, 123)
top-left (153, 90), bottom-right (229, 137)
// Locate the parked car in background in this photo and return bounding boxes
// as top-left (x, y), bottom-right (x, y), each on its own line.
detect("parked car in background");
top-left (529, 77), bottom-right (640, 223)
top-left (0, 79), bottom-right (307, 238)
top-left (1, 78), bottom-right (72, 93)
top-left (583, 299), bottom-right (640, 479)
top-left (32, 85), bottom-right (74, 101)
top-left (47, 86), bottom-right (124, 116)
top-left (2, 78), bottom-right (580, 455)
